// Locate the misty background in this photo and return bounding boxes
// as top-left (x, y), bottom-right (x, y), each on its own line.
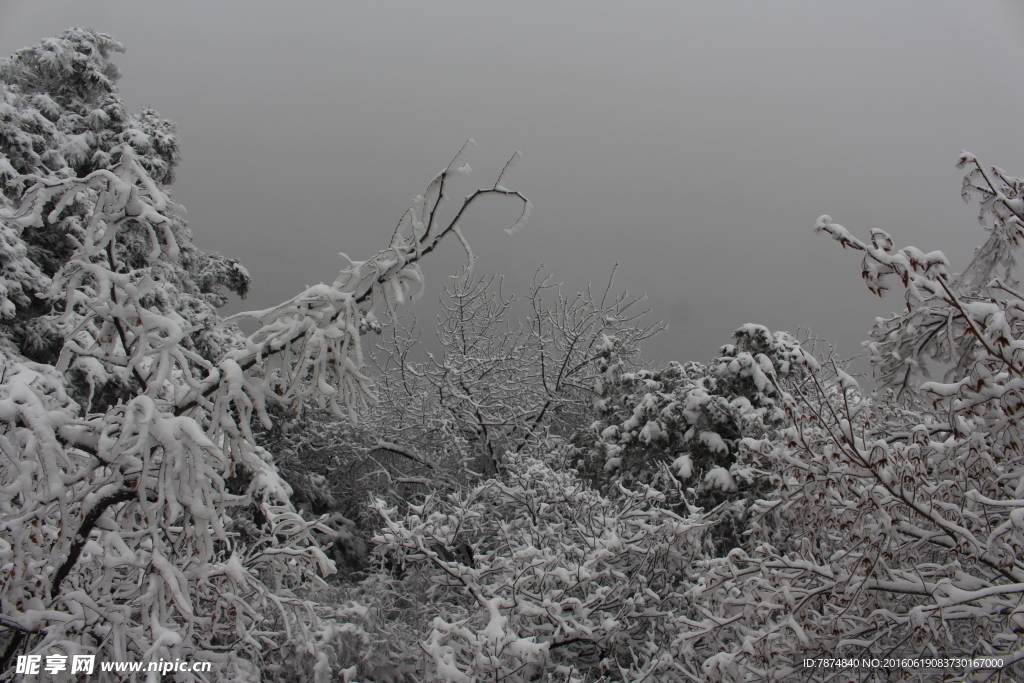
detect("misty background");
top-left (2, 1), bottom-right (1023, 369)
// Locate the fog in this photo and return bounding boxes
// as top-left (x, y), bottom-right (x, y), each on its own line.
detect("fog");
top-left (3, 1), bottom-right (1023, 367)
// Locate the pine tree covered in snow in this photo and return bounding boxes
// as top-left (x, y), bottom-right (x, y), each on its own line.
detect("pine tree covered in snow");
top-left (0, 28), bottom-right (251, 378)
top-left (582, 323), bottom-right (820, 555)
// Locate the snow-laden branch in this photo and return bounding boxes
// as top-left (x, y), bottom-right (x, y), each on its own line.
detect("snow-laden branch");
top-left (177, 142), bottom-right (531, 423)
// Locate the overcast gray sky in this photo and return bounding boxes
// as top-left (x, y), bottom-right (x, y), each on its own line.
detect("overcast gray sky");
top-left (3, 1), bottom-right (1024, 367)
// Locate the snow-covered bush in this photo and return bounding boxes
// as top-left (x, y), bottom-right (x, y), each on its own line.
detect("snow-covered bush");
top-left (0, 28), bottom-right (530, 681)
top-left (372, 455), bottom-right (704, 682)
top-left (673, 154), bottom-right (1024, 682)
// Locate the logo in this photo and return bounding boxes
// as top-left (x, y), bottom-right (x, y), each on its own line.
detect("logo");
top-left (14, 654), bottom-right (95, 675)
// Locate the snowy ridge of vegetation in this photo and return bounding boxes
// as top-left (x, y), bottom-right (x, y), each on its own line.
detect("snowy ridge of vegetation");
top-left (1, 28), bottom-right (1022, 683)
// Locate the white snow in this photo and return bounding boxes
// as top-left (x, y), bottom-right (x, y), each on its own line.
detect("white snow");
top-left (704, 466), bottom-right (736, 491)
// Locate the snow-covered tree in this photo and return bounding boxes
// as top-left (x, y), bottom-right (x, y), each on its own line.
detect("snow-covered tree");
top-left (365, 266), bottom-right (661, 480)
top-left (375, 274), bottom-right (539, 478)
top-left (0, 28), bottom-right (251, 378)
top-left (0, 28), bottom-right (530, 681)
top-left (581, 323), bottom-right (820, 556)
top-left (521, 266), bottom-right (663, 454)
top-left (673, 154), bottom-right (1024, 682)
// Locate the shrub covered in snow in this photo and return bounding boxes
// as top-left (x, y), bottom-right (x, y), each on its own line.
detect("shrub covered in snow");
top-left (372, 455), bottom-right (704, 681)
